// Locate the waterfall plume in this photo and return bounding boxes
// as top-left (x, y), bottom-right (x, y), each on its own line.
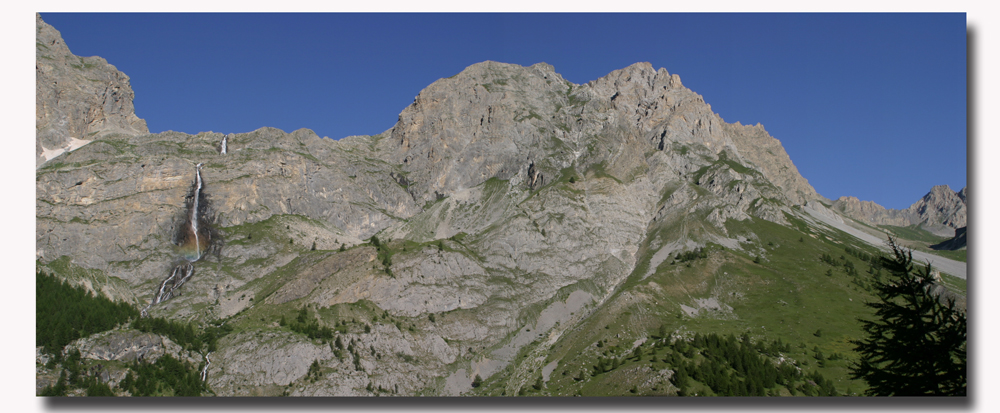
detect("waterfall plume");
top-left (145, 164), bottom-right (223, 316)
top-left (173, 163), bottom-right (220, 262)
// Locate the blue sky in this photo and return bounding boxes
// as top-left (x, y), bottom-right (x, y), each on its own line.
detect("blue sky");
top-left (39, 13), bottom-right (966, 210)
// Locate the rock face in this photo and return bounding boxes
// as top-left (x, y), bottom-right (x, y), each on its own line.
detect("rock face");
top-left (908, 185), bottom-right (967, 230)
top-left (830, 196), bottom-right (913, 227)
top-left (382, 61), bottom-right (819, 207)
top-left (832, 185), bottom-right (967, 236)
top-left (35, 13), bottom-right (148, 167)
top-left (44, 15), bottom-right (967, 397)
top-left (34, 39), bottom-right (825, 394)
top-left (72, 329), bottom-right (191, 364)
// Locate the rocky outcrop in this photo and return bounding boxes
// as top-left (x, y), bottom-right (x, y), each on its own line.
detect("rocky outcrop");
top-left (36, 14), bottom-right (148, 168)
top-left (830, 196), bottom-right (913, 227)
top-left (35, 127), bottom-right (417, 276)
top-left (832, 185), bottom-right (967, 236)
top-left (71, 328), bottom-right (193, 364)
top-left (908, 185), bottom-right (967, 230)
top-left (381, 61), bottom-right (820, 208)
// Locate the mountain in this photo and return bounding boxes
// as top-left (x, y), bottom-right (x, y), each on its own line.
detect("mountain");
top-left (831, 184), bottom-right (967, 237)
top-left (35, 14), bottom-right (148, 168)
top-left (35, 15), bottom-right (965, 397)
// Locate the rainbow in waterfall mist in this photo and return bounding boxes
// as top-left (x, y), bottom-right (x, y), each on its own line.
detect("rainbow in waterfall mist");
top-left (177, 228), bottom-right (210, 262)
top-left (144, 161), bottom-right (223, 317)
top-left (174, 164), bottom-right (213, 262)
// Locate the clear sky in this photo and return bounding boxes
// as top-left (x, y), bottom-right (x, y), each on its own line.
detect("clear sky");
top-left (39, 13), bottom-right (966, 210)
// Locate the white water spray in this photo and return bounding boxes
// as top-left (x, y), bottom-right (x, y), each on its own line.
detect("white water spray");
top-left (220, 135), bottom-right (227, 155)
top-left (154, 266), bottom-right (181, 304)
top-left (142, 266), bottom-right (179, 317)
top-left (189, 163), bottom-right (203, 261)
top-left (201, 352), bottom-right (212, 382)
top-left (147, 262), bottom-right (195, 311)
top-left (143, 164), bottom-right (214, 316)
top-left (176, 264), bottom-right (195, 288)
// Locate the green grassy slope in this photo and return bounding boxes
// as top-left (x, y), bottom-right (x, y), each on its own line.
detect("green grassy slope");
top-left (471, 213), bottom-right (940, 396)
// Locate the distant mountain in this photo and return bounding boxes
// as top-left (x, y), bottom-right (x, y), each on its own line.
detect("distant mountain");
top-left (35, 15), bottom-right (965, 397)
top-left (831, 185), bottom-right (967, 237)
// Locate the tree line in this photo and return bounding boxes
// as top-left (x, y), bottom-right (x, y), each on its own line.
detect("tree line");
top-left (37, 269), bottom-right (227, 397)
top-left (36, 270), bottom-right (139, 356)
top-left (131, 316), bottom-right (232, 354)
top-left (579, 330), bottom-right (837, 396)
top-left (280, 305), bottom-right (335, 342)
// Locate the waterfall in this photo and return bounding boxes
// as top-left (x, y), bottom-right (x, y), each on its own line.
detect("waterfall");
top-left (175, 263), bottom-right (195, 289)
top-left (188, 164), bottom-right (203, 262)
top-left (145, 163), bottom-right (218, 316)
top-left (153, 265), bottom-right (181, 304)
top-left (201, 352), bottom-right (212, 382)
top-left (220, 135), bottom-right (227, 155)
top-left (143, 262), bottom-right (195, 317)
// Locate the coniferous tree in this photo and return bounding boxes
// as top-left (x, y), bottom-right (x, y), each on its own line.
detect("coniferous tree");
top-left (850, 237), bottom-right (966, 396)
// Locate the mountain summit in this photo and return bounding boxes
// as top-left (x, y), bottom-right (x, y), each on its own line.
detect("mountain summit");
top-left (35, 15), bottom-right (965, 397)
top-left (35, 13), bottom-right (148, 168)
top-left (832, 184), bottom-right (967, 237)
top-left (381, 60), bottom-right (820, 207)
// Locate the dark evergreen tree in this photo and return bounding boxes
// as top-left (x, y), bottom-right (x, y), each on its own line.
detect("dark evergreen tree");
top-left (850, 237), bottom-right (966, 396)
top-left (36, 270), bottom-right (139, 355)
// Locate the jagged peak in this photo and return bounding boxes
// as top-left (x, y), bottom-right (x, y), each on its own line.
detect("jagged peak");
top-left (590, 62), bottom-right (656, 85)
top-left (620, 61), bottom-right (656, 73)
top-left (463, 60), bottom-right (524, 72)
top-left (451, 60), bottom-right (546, 81)
top-left (834, 195), bottom-right (887, 208)
top-left (422, 60), bottom-right (570, 97)
top-left (911, 184), bottom-right (964, 209)
top-left (529, 62), bottom-right (556, 72)
top-left (928, 184), bottom-right (956, 195)
top-left (36, 13), bottom-right (71, 58)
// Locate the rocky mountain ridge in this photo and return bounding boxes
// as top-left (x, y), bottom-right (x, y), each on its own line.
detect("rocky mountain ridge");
top-left (831, 184), bottom-right (967, 237)
top-left (35, 15), bottom-right (965, 397)
top-left (35, 14), bottom-right (148, 168)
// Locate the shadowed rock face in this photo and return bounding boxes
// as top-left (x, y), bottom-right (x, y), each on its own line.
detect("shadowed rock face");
top-left (931, 226), bottom-right (967, 251)
top-left (35, 13), bottom-right (148, 168)
top-left (172, 165), bottom-right (221, 262)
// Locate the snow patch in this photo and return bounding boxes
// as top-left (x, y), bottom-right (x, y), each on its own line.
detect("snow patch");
top-left (39, 137), bottom-right (91, 164)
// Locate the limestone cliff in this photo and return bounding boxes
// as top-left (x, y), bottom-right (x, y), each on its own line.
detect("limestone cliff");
top-left (42, 15), bottom-right (936, 398)
top-left (36, 13), bottom-right (148, 167)
top-left (382, 61), bottom-right (820, 208)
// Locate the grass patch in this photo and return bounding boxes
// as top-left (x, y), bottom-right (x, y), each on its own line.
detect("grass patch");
top-left (927, 249), bottom-right (966, 262)
top-left (877, 224), bottom-right (949, 244)
top-left (515, 111), bottom-right (543, 122)
top-left (938, 273), bottom-right (967, 296)
top-left (535, 214), bottom-right (884, 396)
